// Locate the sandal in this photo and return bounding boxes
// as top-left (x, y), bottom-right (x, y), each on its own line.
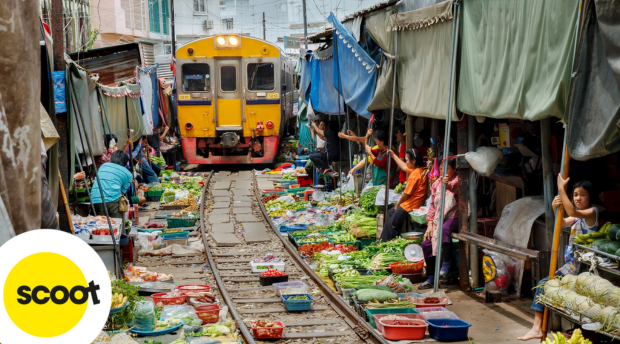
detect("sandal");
top-left (417, 281), bottom-right (434, 290)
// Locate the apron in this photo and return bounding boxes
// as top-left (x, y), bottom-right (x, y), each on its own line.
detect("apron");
top-left (430, 189), bottom-right (458, 256)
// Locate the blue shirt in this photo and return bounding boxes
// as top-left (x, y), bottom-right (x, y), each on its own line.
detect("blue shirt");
top-left (90, 163), bottom-right (133, 204)
top-left (132, 143), bottom-right (144, 160)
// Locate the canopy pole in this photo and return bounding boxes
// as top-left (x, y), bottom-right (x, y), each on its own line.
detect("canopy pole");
top-left (335, 37), bottom-right (344, 206)
top-left (346, 107), bottom-right (352, 171)
top-left (383, 28), bottom-right (399, 227)
top-left (541, 0), bottom-right (583, 339)
top-left (468, 115), bottom-right (479, 288)
top-left (434, 1), bottom-right (460, 293)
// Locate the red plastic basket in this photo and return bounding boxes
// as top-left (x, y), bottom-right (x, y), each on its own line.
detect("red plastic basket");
top-left (151, 292), bottom-right (187, 307)
top-left (195, 304), bottom-right (220, 324)
top-left (250, 321), bottom-right (285, 339)
top-left (374, 313), bottom-right (425, 333)
top-left (406, 296), bottom-right (450, 308)
top-left (379, 319), bottom-right (428, 341)
top-left (177, 284), bottom-right (211, 293)
top-left (389, 260), bottom-right (424, 274)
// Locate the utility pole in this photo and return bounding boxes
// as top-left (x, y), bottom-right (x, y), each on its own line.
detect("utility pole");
top-left (302, 0), bottom-right (308, 49)
top-left (263, 12), bottom-right (266, 40)
top-left (170, 0), bottom-right (177, 57)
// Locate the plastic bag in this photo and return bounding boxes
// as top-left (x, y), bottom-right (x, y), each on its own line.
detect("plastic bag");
top-left (175, 190), bottom-right (190, 201)
top-left (152, 236), bottom-right (165, 250)
top-left (465, 146), bottom-right (504, 177)
top-left (375, 189), bottom-right (401, 206)
top-left (482, 249), bottom-right (518, 296)
top-left (401, 278), bottom-right (414, 291)
top-left (276, 195), bottom-right (295, 203)
top-left (429, 158), bottom-right (439, 180)
top-left (161, 305), bottom-right (202, 333)
top-left (132, 301), bottom-right (156, 331)
top-left (136, 234), bottom-right (153, 253)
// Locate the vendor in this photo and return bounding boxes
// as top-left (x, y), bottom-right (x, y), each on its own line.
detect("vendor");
top-left (518, 178), bottom-right (599, 341)
top-left (309, 120), bottom-right (340, 174)
top-left (96, 135), bottom-right (132, 168)
top-left (132, 136), bottom-right (161, 184)
top-left (90, 150), bottom-right (133, 219)
top-left (365, 131), bottom-right (398, 188)
top-left (396, 126), bottom-right (407, 184)
top-left (149, 125), bottom-right (169, 156)
top-left (381, 148), bottom-right (427, 242)
top-left (418, 154), bottom-right (458, 290)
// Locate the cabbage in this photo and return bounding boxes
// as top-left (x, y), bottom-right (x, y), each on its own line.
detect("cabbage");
top-left (204, 323), bottom-right (231, 337)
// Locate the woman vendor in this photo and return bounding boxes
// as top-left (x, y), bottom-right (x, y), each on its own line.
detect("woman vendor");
top-left (418, 154), bottom-right (458, 290)
top-left (518, 177), bottom-right (599, 341)
top-left (380, 148), bottom-right (427, 242)
top-left (90, 150), bottom-right (133, 219)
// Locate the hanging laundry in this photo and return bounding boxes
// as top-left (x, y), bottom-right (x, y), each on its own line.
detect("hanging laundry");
top-left (138, 65), bottom-right (159, 130)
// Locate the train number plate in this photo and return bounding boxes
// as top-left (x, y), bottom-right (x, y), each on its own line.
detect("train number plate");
top-left (267, 93), bottom-right (280, 99)
top-left (179, 94), bottom-right (190, 100)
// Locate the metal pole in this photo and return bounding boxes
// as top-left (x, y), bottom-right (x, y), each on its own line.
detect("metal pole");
top-left (335, 37), bottom-right (344, 205)
top-left (434, 1), bottom-right (460, 292)
top-left (541, 0), bottom-right (582, 339)
top-left (75, 152), bottom-right (97, 216)
top-left (263, 12), bottom-right (266, 40)
top-left (406, 116), bottom-right (415, 150)
top-left (383, 30), bottom-right (398, 227)
top-left (468, 115), bottom-right (479, 288)
top-left (69, 83), bottom-right (125, 279)
top-left (302, 0), bottom-right (308, 49)
top-left (170, 0), bottom-right (176, 58)
top-left (346, 107), bottom-right (352, 172)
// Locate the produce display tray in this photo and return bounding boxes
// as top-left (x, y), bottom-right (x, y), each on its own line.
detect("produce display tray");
top-left (109, 301), bottom-right (129, 315)
top-left (130, 320), bottom-right (184, 336)
top-left (250, 261), bottom-right (285, 273)
top-left (366, 308), bottom-right (419, 329)
top-left (328, 239), bottom-right (361, 249)
top-left (426, 318), bottom-right (472, 341)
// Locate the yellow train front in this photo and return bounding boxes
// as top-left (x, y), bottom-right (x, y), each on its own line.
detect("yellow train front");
top-left (176, 34), bottom-right (295, 164)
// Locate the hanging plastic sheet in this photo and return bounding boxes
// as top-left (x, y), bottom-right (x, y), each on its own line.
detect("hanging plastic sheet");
top-left (328, 13), bottom-right (376, 119)
top-left (299, 53), bottom-right (312, 102)
top-left (359, 28), bottom-right (382, 65)
top-left (52, 71), bottom-right (67, 114)
top-left (308, 47), bottom-right (344, 115)
top-left (342, 15), bottom-right (363, 42)
top-left (457, 0), bottom-right (579, 120)
top-left (138, 65), bottom-right (158, 131)
top-left (389, 0), bottom-right (458, 120)
top-left (100, 84), bottom-right (146, 144)
top-left (69, 65), bottom-right (105, 157)
top-left (566, 0), bottom-right (620, 161)
top-left (368, 54), bottom-right (400, 111)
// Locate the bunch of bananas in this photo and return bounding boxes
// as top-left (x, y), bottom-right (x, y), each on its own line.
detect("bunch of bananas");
top-left (544, 329), bottom-right (591, 344)
top-left (111, 293), bottom-right (128, 309)
top-left (574, 223), bottom-right (610, 245)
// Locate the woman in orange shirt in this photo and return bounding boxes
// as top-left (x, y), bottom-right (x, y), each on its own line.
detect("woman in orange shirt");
top-left (380, 148), bottom-right (428, 242)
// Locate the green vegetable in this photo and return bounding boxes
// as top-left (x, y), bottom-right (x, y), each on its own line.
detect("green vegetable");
top-left (281, 172), bottom-right (297, 181)
top-left (151, 156), bottom-right (167, 168)
top-left (203, 322), bottom-right (232, 337)
top-left (287, 295), bottom-right (310, 300)
top-left (394, 182), bottom-right (406, 194)
top-left (169, 340), bottom-right (187, 344)
top-left (360, 187), bottom-right (384, 216)
top-left (355, 289), bottom-right (398, 302)
top-left (366, 300), bottom-right (417, 309)
top-left (107, 278), bottom-right (143, 331)
top-left (160, 169), bottom-right (174, 177)
top-left (145, 341), bottom-right (164, 344)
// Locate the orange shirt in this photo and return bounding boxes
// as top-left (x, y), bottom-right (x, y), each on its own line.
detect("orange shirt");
top-left (400, 167), bottom-right (428, 212)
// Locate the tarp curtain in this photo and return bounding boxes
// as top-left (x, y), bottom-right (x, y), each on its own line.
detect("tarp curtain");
top-left (457, 0), bottom-right (579, 121)
top-left (69, 65), bottom-right (105, 157)
top-left (566, 0), bottom-right (620, 161)
top-left (308, 47), bottom-right (345, 115)
top-left (138, 65), bottom-right (158, 133)
top-left (368, 54), bottom-right (400, 111)
top-left (100, 84), bottom-right (146, 144)
top-left (299, 54), bottom-right (312, 102)
top-left (390, 0), bottom-right (458, 120)
top-left (328, 13), bottom-right (377, 119)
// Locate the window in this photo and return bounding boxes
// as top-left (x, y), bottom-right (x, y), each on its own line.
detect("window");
top-left (149, 0), bottom-right (161, 33)
top-left (182, 64), bottom-right (210, 92)
top-left (161, 0), bottom-right (169, 34)
top-left (247, 63), bottom-right (275, 91)
top-left (223, 18), bottom-right (233, 30)
top-left (194, 0), bottom-right (206, 12)
top-left (220, 66), bottom-right (237, 92)
top-left (164, 44), bottom-right (172, 55)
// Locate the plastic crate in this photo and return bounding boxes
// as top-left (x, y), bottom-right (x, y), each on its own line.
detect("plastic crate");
top-left (151, 292), bottom-right (187, 307)
top-left (426, 318), bottom-right (472, 341)
top-left (259, 274), bottom-right (289, 286)
top-left (279, 223), bottom-right (311, 233)
top-left (297, 175), bottom-right (312, 187)
top-left (366, 308), bottom-right (419, 329)
top-left (161, 232), bottom-right (190, 240)
top-left (281, 294), bottom-right (313, 311)
top-left (389, 260), bottom-right (424, 274)
top-left (379, 318), bottom-right (428, 341)
top-left (250, 321), bottom-right (285, 339)
top-left (272, 281), bottom-right (310, 296)
top-left (165, 216), bottom-right (197, 228)
top-left (146, 189), bottom-right (163, 202)
top-left (164, 238), bottom-right (188, 246)
top-left (262, 189), bottom-right (287, 196)
top-left (375, 313), bottom-right (425, 333)
top-left (416, 306), bottom-right (458, 320)
top-left (164, 228), bottom-right (187, 234)
top-left (195, 304), bottom-right (220, 324)
top-left (250, 261), bottom-right (285, 273)
top-left (328, 239), bottom-right (361, 250)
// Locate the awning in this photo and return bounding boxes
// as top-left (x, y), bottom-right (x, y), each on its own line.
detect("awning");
top-left (308, 47), bottom-right (344, 115)
top-left (390, 0), bottom-right (458, 120)
top-left (328, 13), bottom-right (377, 119)
top-left (299, 53), bottom-right (312, 102)
top-left (457, 0), bottom-right (579, 121)
top-left (566, 0), bottom-right (620, 161)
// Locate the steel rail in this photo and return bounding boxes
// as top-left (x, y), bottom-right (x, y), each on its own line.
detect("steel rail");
top-left (199, 171), bottom-right (256, 344)
top-left (252, 172), bottom-right (387, 344)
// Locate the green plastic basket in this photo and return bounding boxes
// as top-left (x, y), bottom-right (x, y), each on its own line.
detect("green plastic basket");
top-left (165, 215), bottom-right (197, 228)
top-left (328, 239), bottom-right (361, 250)
top-left (366, 308), bottom-right (419, 329)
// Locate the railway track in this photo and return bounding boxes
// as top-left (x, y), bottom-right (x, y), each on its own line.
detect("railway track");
top-left (197, 170), bottom-right (386, 344)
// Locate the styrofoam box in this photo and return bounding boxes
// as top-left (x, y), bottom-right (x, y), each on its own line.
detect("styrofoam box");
top-left (250, 261), bottom-right (285, 273)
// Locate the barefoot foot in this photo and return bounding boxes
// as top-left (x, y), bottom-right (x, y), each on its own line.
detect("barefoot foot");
top-left (517, 329), bottom-right (543, 341)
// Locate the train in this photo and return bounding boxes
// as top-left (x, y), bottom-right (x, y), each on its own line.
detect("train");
top-left (175, 34), bottom-right (296, 164)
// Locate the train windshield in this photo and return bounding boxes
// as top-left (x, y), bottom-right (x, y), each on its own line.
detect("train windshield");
top-left (247, 63), bottom-right (274, 91)
top-left (182, 64), bottom-right (210, 92)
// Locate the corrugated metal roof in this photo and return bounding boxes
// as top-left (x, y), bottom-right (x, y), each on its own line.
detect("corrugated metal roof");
top-left (69, 43), bottom-right (141, 86)
top-left (155, 54), bottom-right (174, 85)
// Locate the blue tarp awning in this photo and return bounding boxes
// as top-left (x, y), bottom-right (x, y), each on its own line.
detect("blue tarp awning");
top-left (308, 48), bottom-right (344, 115)
top-left (328, 13), bottom-right (377, 119)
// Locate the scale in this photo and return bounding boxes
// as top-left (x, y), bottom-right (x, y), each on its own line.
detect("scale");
top-left (311, 185), bottom-right (326, 202)
top-left (404, 243), bottom-right (424, 261)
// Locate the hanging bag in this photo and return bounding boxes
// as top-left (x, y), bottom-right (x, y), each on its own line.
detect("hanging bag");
top-left (119, 195), bottom-right (129, 213)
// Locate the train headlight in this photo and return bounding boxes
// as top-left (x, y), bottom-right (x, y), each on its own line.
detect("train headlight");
top-left (229, 36), bottom-right (238, 46)
top-left (214, 35), bottom-right (241, 49)
top-left (216, 36), bottom-right (226, 46)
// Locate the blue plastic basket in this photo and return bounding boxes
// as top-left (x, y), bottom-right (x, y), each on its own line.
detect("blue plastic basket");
top-left (281, 294), bottom-right (313, 311)
top-left (426, 318), bottom-right (472, 341)
top-left (279, 223), bottom-right (311, 233)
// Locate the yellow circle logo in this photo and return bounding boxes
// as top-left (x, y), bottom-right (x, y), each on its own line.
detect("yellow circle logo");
top-left (4, 252), bottom-right (88, 337)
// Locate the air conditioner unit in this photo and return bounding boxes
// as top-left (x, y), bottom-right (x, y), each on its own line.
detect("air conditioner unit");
top-left (204, 20), bottom-right (214, 30)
